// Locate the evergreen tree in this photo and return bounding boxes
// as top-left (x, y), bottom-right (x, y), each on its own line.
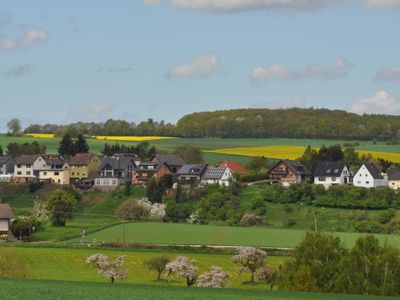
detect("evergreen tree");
top-left (0, 145), bottom-right (3, 156)
top-left (58, 134), bottom-right (75, 158)
top-left (74, 134), bottom-right (89, 154)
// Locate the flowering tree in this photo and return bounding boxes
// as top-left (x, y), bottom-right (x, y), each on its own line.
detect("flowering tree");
top-left (86, 254), bottom-right (127, 283)
top-left (197, 266), bottom-right (230, 288)
top-left (256, 265), bottom-right (278, 290)
top-left (232, 247), bottom-right (266, 284)
top-left (166, 256), bottom-right (197, 286)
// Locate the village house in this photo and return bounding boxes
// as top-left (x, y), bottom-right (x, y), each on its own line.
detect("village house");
top-left (0, 204), bottom-right (14, 238)
top-left (150, 154), bottom-right (185, 173)
top-left (177, 164), bottom-right (208, 186)
top-left (267, 160), bottom-right (311, 186)
top-left (314, 161), bottom-right (352, 188)
top-left (201, 167), bottom-right (233, 186)
top-left (39, 156), bottom-right (70, 185)
top-left (13, 154), bottom-right (47, 183)
top-left (132, 162), bottom-right (171, 185)
top-left (113, 153), bottom-right (141, 167)
top-left (95, 156), bottom-right (136, 191)
top-left (0, 156), bottom-right (14, 182)
top-left (69, 153), bottom-right (102, 182)
top-left (387, 167), bottom-right (400, 190)
top-left (353, 163), bottom-right (388, 188)
top-left (218, 160), bottom-right (247, 174)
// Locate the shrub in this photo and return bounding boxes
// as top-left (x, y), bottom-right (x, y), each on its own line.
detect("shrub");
top-left (116, 200), bottom-right (149, 221)
top-left (240, 214), bottom-right (263, 227)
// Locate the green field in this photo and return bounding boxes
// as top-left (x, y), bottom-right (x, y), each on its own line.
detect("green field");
top-left (0, 279), bottom-right (394, 300)
top-left (1, 134), bottom-right (399, 164)
top-left (69, 222), bottom-right (400, 249)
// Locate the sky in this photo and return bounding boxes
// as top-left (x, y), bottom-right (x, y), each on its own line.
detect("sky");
top-left (1, 0), bottom-right (400, 131)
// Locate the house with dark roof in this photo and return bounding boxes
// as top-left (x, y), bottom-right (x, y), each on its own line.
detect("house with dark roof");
top-left (14, 155), bottom-right (46, 183)
top-left (95, 156), bottom-right (136, 191)
top-left (314, 161), bottom-right (351, 188)
top-left (218, 160), bottom-right (247, 174)
top-left (0, 156), bottom-right (14, 182)
top-left (150, 154), bottom-right (185, 173)
top-left (0, 204), bottom-right (14, 237)
top-left (132, 162), bottom-right (171, 185)
top-left (353, 163), bottom-right (388, 188)
top-left (388, 167), bottom-right (400, 190)
top-left (69, 153), bottom-right (101, 182)
top-left (39, 155), bottom-right (70, 185)
top-left (267, 160), bottom-right (311, 186)
top-left (177, 164), bottom-right (208, 186)
top-left (201, 167), bottom-right (233, 186)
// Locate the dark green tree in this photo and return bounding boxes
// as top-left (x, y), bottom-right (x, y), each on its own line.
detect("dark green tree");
top-left (174, 145), bottom-right (204, 164)
top-left (74, 134), bottom-right (89, 154)
top-left (0, 145), bottom-right (3, 156)
top-left (58, 134), bottom-right (75, 157)
top-left (46, 189), bottom-right (77, 226)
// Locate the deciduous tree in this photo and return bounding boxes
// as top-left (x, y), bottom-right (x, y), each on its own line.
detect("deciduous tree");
top-left (86, 254), bottom-right (127, 283)
top-left (232, 247), bottom-right (266, 284)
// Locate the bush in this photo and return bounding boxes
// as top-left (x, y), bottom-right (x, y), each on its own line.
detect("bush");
top-left (116, 200), bottom-right (149, 221)
top-left (11, 217), bottom-right (41, 240)
top-left (378, 208), bottom-right (396, 224)
top-left (241, 214), bottom-right (263, 227)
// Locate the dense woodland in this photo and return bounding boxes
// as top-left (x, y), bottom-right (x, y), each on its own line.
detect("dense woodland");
top-left (23, 108), bottom-right (400, 142)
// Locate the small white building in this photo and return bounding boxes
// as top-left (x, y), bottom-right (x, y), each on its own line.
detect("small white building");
top-left (0, 204), bottom-right (14, 237)
top-left (314, 162), bottom-right (352, 189)
top-left (387, 167), bottom-right (400, 190)
top-left (201, 167), bottom-right (233, 187)
top-left (353, 164), bottom-right (388, 188)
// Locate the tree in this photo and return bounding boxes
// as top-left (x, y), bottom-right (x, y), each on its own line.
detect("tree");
top-left (58, 134), bottom-right (75, 158)
top-left (116, 200), bottom-right (149, 221)
top-left (74, 134), bottom-right (89, 154)
top-left (174, 145), bottom-right (204, 164)
top-left (146, 177), bottom-right (164, 204)
top-left (166, 256), bottom-right (198, 286)
top-left (86, 254), bottom-right (127, 283)
top-left (256, 265), bottom-right (278, 290)
top-left (45, 189), bottom-right (77, 226)
top-left (240, 214), bottom-right (263, 227)
top-left (232, 247), bottom-right (266, 284)
top-left (197, 266), bottom-right (230, 288)
top-left (7, 118), bottom-right (21, 135)
top-left (246, 156), bottom-right (269, 172)
top-left (144, 256), bottom-right (170, 281)
top-left (0, 145), bottom-right (3, 156)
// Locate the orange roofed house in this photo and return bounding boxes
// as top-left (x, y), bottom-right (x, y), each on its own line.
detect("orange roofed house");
top-left (218, 160), bottom-right (247, 174)
top-left (267, 160), bottom-right (311, 186)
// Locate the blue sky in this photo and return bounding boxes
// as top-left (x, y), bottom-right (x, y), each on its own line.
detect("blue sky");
top-left (1, 0), bottom-right (400, 131)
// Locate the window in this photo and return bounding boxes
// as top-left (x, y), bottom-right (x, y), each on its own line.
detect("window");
top-left (96, 180), bottom-right (100, 185)
top-left (332, 177), bottom-right (337, 182)
top-left (366, 181), bottom-right (370, 184)
top-left (112, 180), bottom-right (117, 185)
top-left (72, 172), bottom-right (75, 176)
top-left (357, 181), bottom-right (361, 184)
top-left (17, 171), bottom-right (22, 175)
top-left (54, 172), bottom-right (59, 176)
top-left (43, 172), bottom-right (47, 176)
top-left (26, 171), bottom-right (31, 175)
top-left (318, 177), bottom-right (326, 182)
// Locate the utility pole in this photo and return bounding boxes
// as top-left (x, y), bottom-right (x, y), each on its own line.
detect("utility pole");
top-left (313, 210), bottom-right (318, 234)
top-left (123, 223), bottom-right (126, 248)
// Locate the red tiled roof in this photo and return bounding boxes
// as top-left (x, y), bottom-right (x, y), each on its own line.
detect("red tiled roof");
top-left (218, 160), bottom-right (247, 174)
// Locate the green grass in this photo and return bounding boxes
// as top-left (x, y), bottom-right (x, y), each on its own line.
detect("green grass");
top-left (68, 222), bottom-right (400, 249)
top-left (0, 279), bottom-right (394, 300)
top-left (0, 194), bottom-right (35, 215)
top-left (3, 246), bottom-right (284, 289)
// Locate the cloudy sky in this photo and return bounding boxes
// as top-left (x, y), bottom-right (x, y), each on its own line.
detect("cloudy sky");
top-left (1, 0), bottom-right (400, 131)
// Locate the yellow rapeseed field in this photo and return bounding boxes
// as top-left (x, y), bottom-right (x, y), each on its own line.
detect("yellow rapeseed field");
top-left (25, 133), bottom-right (56, 139)
top-left (92, 136), bottom-right (176, 142)
top-left (209, 146), bottom-right (400, 163)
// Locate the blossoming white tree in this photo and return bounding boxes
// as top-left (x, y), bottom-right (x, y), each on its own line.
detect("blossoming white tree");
top-left (166, 256), bottom-right (197, 286)
top-left (86, 254), bottom-right (127, 283)
top-left (197, 266), bottom-right (230, 288)
top-left (232, 247), bottom-right (266, 284)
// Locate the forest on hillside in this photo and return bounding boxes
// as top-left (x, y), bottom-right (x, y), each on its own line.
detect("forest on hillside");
top-left (23, 108), bottom-right (400, 142)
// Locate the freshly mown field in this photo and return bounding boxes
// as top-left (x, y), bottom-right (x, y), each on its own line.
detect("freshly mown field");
top-left (0, 279), bottom-right (393, 300)
top-left (69, 222), bottom-right (400, 248)
top-left (0, 246), bottom-right (285, 289)
top-left (2, 134), bottom-right (400, 164)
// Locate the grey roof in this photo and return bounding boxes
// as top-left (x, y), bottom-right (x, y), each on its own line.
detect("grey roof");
top-left (135, 162), bottom-right (168, 172)
top-left (177, 164), bottom-right (208, 176)
top-left (100, 156), bottom-right (135, 171)
top-left (269, 160), bottom-right (311, 176)
top-left (388, 168), bottom-right (400, 181)
top-left (0, 204), bottom-right (13, 219)
top-left (314, 162), bottom-right (347, 177)
top-left (364, 163), bottom-right (384, 180)
top-left (43, 155), bottom-right (66, 167)
top-left (203, 167), bottom-right (228, 180)
top-left (151, 154), bottom-right (185, 166)
top-left (15, 155), bottom-right (41, 165)
top-left (0, 156), bottom-right (13, 166)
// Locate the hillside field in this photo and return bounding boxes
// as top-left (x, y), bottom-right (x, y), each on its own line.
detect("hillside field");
top-left (2, 134), bottom-right (400, 164)
top-left (0, 279), bottom-right (394, 300)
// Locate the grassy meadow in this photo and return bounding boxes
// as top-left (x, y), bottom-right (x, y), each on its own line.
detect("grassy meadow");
top-left (0, 279), bottom-right (393, 300)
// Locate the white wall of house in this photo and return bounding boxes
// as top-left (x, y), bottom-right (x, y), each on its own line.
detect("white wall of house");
top-left (95, 178), bottom-right (124, 191)
top-left (0, 219), bottom-right (9, 233)
top-left (314, 166), bottom-right (351, 188)
top-left (39, 170), bottom-right (70, 185)
top-left (201, 168), bottom-right (233, 187)
top-left (388, 180), bottom-right (400, 190)
top-left (353, 165), bottom-right (388, 188)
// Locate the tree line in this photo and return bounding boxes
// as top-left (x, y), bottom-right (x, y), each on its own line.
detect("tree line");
top-left (17, 107), bottom-right (400, 141)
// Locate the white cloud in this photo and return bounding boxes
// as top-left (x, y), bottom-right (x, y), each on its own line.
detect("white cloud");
top-left (348, 91), bottom-right (400, 115)
top-left (250, 57), bottom-right (353, 85)
top-left (166, 53), bottom-right (219, 79)
top-left (364, 0), bottom-right (400, 8)
top-left (253, 97), bottom-right (307, 109)
top-left (376, 66), bottom-right (400, 81)
top-left (143, 0), bottom-right (340, 12)
top-left (0, 29), bottom-right (48, 51)
top-left (0, 64), bottom-right (34, 77)
top-left (67, 102), bottom-right (115, 122)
